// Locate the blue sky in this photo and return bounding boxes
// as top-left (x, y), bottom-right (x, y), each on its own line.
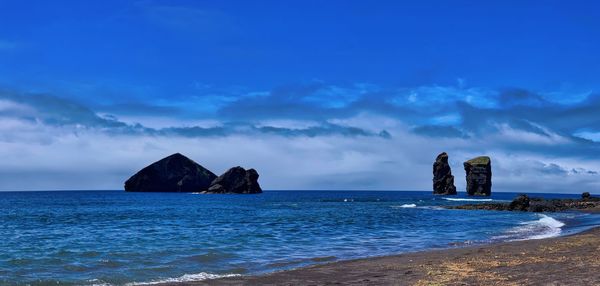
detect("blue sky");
top-left (0, 0), bottom-right (599, 192)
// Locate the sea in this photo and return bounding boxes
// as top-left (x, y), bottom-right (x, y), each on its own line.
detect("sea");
top-left (1, 190), bottom-right (599, 285)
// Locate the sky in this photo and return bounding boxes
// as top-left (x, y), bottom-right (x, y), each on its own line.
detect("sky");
top-left (0, 0), bottom-right (599, 192)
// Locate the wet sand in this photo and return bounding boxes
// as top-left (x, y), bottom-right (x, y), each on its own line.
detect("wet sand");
top-left (166, 223), bottom-right (600, 285)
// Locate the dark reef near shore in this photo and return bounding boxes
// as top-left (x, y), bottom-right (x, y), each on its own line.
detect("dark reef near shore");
top-left (448, 193), bottom-right (600, 212)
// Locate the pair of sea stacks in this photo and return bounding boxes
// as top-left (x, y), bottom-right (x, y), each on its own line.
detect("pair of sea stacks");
top-left (124, 153), bottom-right (262, 194)
top-left (433, 152), bottom-right (492, 196)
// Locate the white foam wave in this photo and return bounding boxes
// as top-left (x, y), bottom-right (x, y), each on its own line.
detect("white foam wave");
top-left (125, 272), bottom-right (241, 285)
top-left (492, 214), bottom-right (565, 241)
top-left (391, 204), bottom-right (446, 210)
top-left (443, 198), bottom-right (494, 202)
top-left (89, 283), bottom-right (111, 286)
top-left (398, 204), bottom-right (417, 208)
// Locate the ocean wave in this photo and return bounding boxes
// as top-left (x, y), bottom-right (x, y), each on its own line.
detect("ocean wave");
top-left (397, 204), bottom-right (417, 208)
top-left (184, 251), bottom-right (234, 263)
top-left (391, 204), bottom-right (445, 210)
top-left (88, 280), bottom-right (112, 286)
top-left (443, 198), bottom-right (494, 202)
top-left (492, 214), bottom-right (565, 241)
top-left (125, 272), bottom-right (241, 285)
top-left (320, 198), bottom-right (384, 203)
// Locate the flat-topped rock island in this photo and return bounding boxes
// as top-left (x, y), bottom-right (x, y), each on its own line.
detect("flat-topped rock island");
top-left (464, 156), bottom-right (492, 196)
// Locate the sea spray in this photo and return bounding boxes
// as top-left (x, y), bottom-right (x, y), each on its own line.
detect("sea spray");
top-left (398, 204), bottom-right (417, 208)
top-left (492, 214), bottom-right (566, 241)
top-left (125, 273), bottom-right (241, 285)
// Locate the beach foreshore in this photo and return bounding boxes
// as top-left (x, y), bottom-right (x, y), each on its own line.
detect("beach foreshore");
top-left (164, 225), bottom-right (600, 286)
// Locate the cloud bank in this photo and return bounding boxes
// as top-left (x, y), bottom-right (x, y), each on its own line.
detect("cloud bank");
top-left (0, 83), bottom-right (598, 193)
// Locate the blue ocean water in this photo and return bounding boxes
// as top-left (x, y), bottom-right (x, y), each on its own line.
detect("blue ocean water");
top-left (0, 191), bottom-right (598, 285)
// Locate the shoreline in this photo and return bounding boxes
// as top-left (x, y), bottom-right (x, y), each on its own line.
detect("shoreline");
top-left (161, 216), bottom-right (600, 285)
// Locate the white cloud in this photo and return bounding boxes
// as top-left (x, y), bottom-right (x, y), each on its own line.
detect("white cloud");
top-left (390, 85), bottom-right (498, 109)
top-left (0, 99), bottom-right (33, 112)
top-left (493, 123), bottom-right (571, 145)
top-left (574, 131), bottom-right (600, 142)
top-left (0, 113), bottom-right (597, 193)
top-left (0, 85), bottom-right (599, 193)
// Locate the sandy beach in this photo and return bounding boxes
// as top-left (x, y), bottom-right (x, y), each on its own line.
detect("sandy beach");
top-left (165, 225), bottom-right (600, 285)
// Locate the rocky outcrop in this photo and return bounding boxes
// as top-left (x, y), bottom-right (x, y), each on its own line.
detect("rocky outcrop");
top-left (432, 152), bottom-right (457, 195)
top-left (464, 156), bottom-right (492, 196)
top-left (124, 153), bottom-right (217, 192)
top-left (206, 166), bottom-right (262, 194)
top-left (582, 192), bottom-right (591, 200)
top-left (508, 194), bottom-right (530, 211)
top-left (448, 193), bottom-right (600, 212)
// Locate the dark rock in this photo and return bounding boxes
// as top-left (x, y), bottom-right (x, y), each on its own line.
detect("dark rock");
top-left (447, 194), bottom-right (600, 212)
top-left (464, 156), bottom-right (492, 196)
top-left (526, 198), bottom-right (568, 212)
top-left (525, 203), bottom-right (549, 213)
top-left (582, 192), bottom-right (591, 200)
top-left (448, 203), bottom-right (509, 211)
top-left (207, 166), bottom-right (262, 194)
top-left (124, 153), bottom-right (217, 192)
top-left (432, 152), bottom-right (457, 195)
top-left (508, 194), bottom-right (530, 211)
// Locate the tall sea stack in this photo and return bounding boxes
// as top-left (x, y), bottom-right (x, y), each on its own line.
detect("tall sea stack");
top-left (464, 156), bottom-right (492, 196)
top-left (432, 152), bottom-right (457, 195)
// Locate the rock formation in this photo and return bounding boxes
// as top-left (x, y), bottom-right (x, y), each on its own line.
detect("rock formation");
top-left (207, 166), bottom-right (262, 194)
top-left (432, 152), bottom-right (457, 195)
top-left (508, 194), bottom-right (530, 211)
top-left (463, 156), bottom-right (492, 196)
top-left (448, 192), bottom-right (600, 212)
top-left (124, 153), bottom-right (217, 192)
top-left (582, 192), bottom-right (591, 200)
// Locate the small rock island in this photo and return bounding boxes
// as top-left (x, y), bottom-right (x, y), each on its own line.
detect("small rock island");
top-left (124, 153), bottom-right (217, 192)
top-left (124, 153), bottom-right (262, 194)
top-left (206, 166), bottom-right (262, 194)
top-left (432, 152), bottom-right (457, 195)
top-left (464, 156), bottom-right (492, 196)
